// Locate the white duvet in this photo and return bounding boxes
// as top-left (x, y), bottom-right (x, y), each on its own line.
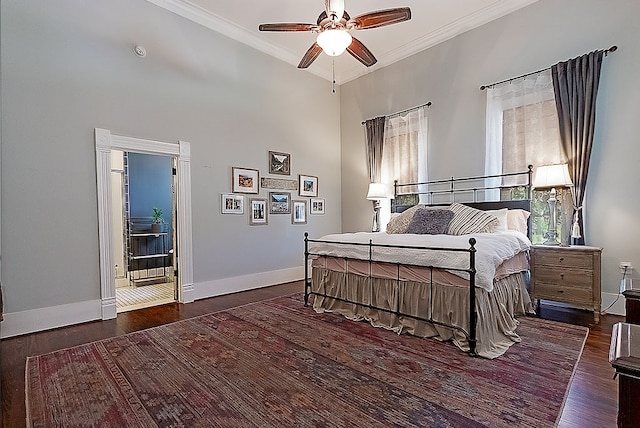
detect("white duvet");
top-left (308, 230), bottom-right (531, 292)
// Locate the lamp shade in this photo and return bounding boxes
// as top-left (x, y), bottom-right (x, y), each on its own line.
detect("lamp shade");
top-left (366, 182), bottom-right (389, 200)
top-left (317, 29), bottom-right (352, 56)
top-left (533, 164), bottom-right (573, 189)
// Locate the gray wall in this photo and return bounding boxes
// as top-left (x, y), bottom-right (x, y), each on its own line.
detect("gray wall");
top-left (1, 0), bottom-right (341, 315)
top-left (340, 0), bottom-right (640, 307)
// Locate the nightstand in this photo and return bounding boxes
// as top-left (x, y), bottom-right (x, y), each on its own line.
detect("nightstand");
top-left (530, 244), bottom-right (602, 323)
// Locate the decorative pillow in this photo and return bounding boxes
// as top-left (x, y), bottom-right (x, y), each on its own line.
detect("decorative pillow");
top-left (386, 205), bottom-right (421, 234)
top-left (506, 209), bottom-right (531, 234)
top-left (447, 203), bottom-right (500, 235)
top-left (405, 208), bottom-right (454, 235)
top-left (484, 208), bottom-right (508, 231)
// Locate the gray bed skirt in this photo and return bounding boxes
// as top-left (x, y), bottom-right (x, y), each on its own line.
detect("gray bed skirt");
top-left (311, 267), bottom-right (534, 359)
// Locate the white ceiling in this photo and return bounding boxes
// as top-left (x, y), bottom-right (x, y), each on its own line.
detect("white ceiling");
top-left (146, 0), bottom-right (538, 84)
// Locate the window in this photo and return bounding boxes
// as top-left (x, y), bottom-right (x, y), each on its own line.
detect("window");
top-left (485, 70), bottom-right (568, 243)
top-left (379, 106), bottom-right (428, 229)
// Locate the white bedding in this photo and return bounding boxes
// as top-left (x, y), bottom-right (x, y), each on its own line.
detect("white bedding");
top-left (308, 230), bottom-right (531, 292)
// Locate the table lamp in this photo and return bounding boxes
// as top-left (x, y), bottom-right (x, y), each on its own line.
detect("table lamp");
top-left (533, 164), bottom-right (573, 245)
top-left (366, 182), bottom-right (389, 232)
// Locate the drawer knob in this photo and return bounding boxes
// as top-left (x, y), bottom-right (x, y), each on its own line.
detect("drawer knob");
top-left (559, 257), bottom-right (564, 262)
top-left (560, 273), bottom-right (565, 279)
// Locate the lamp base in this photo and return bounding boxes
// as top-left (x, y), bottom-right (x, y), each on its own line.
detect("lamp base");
top-left (542, 237), bottom-right (561, 246)
top-left (371, 200), bottom-right (381, 232)
top-left (544, 187), bottom-right (560, 246)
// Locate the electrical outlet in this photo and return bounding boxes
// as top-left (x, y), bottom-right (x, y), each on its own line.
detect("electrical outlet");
top-left (620, 262), bottom-right (633, 274)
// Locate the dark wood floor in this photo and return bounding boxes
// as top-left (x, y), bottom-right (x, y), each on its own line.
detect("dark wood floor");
top-left (1, 281), bottom-right (620, 427)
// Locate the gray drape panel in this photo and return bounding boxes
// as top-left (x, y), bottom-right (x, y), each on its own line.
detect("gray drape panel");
top-left (364, 117), bottom-right (386, 182)
top-left (551, 50), bottom-right (604, 245)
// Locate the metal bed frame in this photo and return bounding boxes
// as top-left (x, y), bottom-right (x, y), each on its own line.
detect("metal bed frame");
top-left (303, 166), bottom-right (533, 357)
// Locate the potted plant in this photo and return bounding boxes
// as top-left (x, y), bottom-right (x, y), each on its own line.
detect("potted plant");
top-left (151, 207), bottom-right (164, 233)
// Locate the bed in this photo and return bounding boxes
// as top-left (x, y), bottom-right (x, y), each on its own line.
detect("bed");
top-left (304, 167), bottom-right (535, 359)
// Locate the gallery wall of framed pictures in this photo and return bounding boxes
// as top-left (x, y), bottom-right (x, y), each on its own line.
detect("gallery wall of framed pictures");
top-left (221, 150), bottom-right (325, 226)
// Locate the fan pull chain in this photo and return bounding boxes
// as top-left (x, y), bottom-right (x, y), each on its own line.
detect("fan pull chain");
top-left (332, 58), bottom-right (336, 94)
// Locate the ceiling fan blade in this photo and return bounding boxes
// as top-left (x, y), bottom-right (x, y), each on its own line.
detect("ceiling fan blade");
top-left (351, 7), bottom-right (411, 30)
top-left (258, 23), bottom-right (315, 32)
top-left (347, 37), bottom-right (377, 67)
top-left (298, 43), bottom-right (323, 68)
top-left (325, 0), bottom-right (345, 21)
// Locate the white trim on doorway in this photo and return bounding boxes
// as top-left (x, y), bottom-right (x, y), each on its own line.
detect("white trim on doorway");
top-left (95, 128), bottom-right (194, 320)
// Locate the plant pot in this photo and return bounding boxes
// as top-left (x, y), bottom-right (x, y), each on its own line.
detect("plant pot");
top-left (151, 223), bottom-right (162, 233)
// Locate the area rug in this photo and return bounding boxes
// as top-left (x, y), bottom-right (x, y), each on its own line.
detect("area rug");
top-left (26, 294), bottom-right (588, 427)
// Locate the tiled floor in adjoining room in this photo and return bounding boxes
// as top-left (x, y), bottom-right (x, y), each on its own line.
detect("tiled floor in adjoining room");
top-left (116, 279), bottom-right (175, 313)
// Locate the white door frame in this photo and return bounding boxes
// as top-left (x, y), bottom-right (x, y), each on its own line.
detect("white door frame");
top-left (95, 128), bottom-right (194, 319)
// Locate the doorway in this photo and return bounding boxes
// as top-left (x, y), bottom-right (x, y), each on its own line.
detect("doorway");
top-left (111, 150), bottom-right (177, 312)
top-left (95, 128), bottom-right (194, 320)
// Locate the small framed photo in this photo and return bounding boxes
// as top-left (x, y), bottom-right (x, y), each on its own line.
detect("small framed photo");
top-left (221, 193), bottom-right (244, 214)
top-left (292, 200), bottom-right (307, 224)
top-left (299, 174), bottom-right (318, 197)
top-left (269, 151), bottom-right (291, 175)
top-left (310, 198), bottom-right (325, 215)
top-left (269, 191), bottom-right (291, 214)
top-left (232, 167), bottom-right (259, 194)
top-left (249, 198), bottom-right (268, 225)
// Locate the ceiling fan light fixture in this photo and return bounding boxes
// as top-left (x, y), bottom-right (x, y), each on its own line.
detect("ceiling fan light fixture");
top-left (317, 29), bottom-right (352, 56)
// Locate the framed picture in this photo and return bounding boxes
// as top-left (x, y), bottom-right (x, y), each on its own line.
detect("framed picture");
top-left (299, 174), bottom-right (318, 197)
top-left (269, 191), bottom-right (291, 214)
top-left (232, 167), bottom-right (259, 194)
top-left (310, 198), bottom-right (325, 215)
top-left (260, 177), bottom-right (298, 191)
top-left (292, 200), bottom-right (307, 224)
top-left (221, 193), bottom-right (244, 214)
top-left (269, 151), bottom-right (291, 175)
top-left (249, 198), bottom-right (268, 225)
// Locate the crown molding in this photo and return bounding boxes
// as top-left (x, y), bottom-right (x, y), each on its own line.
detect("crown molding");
top-left (145, 0), bottom-right (333, 81)
top-left (337, 0), bottom-right (540, 84)
top-left (147, 0), bottom-right (538, 85)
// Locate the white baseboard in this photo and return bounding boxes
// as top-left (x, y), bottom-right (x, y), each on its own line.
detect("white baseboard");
top-left (0, 266), bottom-right (304, 339)
top-left (601, 292), bottom-right (626, 316)
top-left (181, 282), bottom-right (195, 303)
top-left (193, 266), bottom-right (304, 301)
top-left (19, 268), bottom-right (624, 336)
top-left (1, 299), bottom-right (102, 339)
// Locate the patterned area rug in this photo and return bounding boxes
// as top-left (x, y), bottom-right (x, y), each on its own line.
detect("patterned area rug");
top-left (26, 294), bottom-right (588, 427)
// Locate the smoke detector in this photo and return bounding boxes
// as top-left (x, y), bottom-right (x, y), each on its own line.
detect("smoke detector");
top-left (133, 45), bottom-right (146, 58)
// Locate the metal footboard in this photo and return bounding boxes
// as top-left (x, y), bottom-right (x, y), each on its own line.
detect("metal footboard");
top-left (303, 232), bottom-right (479, 357)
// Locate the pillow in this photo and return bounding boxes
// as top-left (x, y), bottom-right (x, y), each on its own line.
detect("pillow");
top-left (447, 203), bottom-right (500, 235)
top-left (484, 208), bottom-right (508, 231)
top-left (386, 205), bottom-right (422, 234)
top-left (506, 209), bottom-right (531, 234)
top-left (405, 208), bottom-right (454, 235)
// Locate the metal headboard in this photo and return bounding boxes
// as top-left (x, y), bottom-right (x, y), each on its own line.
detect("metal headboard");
top-left (391, 165), bottom-right (534, 237)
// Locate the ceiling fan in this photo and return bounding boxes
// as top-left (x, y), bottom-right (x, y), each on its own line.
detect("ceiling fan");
top-left (258, 0), bottom-right (411, 69)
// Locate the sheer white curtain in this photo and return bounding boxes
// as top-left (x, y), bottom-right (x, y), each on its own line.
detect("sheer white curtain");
top-left (485, 70), bottom-right (564, 198)
top-left (380, 106), bottom-right (428, 230)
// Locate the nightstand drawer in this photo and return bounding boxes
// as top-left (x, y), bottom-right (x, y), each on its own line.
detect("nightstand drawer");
top-left (532, 250), bottom-right (593, 269)
top-left (533, 282), bottom-right (593, 304)
top-left (533, 268), bottom-right (593, 289)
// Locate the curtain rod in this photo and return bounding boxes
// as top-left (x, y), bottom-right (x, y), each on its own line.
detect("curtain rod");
top-left (361, 101), bottom-right (432, 125)
top-left (479, 45), bottom-right (617, 91)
